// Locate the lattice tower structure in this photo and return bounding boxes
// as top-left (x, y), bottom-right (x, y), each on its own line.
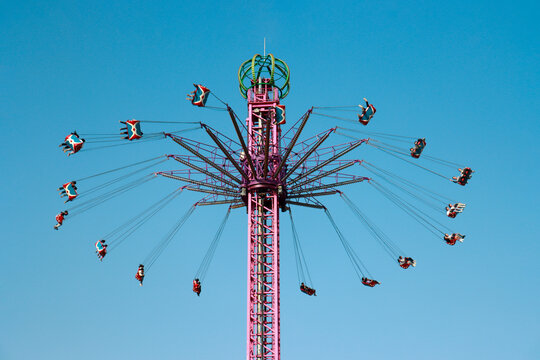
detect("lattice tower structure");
top-left (245, 78), bottom-right (286, 360)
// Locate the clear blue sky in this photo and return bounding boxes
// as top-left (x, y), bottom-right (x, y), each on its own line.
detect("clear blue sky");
top-left (1, 1), bottom-right (539, 359)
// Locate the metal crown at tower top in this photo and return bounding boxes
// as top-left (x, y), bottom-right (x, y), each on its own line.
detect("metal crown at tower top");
top-left (238, 54), bottom-right (290, 100)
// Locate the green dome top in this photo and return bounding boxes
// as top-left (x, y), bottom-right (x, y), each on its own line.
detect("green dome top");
top-left (238, 54), bottom-right (290, 99)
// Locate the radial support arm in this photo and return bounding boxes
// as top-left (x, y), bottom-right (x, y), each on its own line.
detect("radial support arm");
top-left (228, 106), bottom-right (257, 175)
top-left (203, 125), bottom-right (248, 179)
top-left (286, 201), bottom-right (326, 210)
top-left (158, 172), bottom-right (238, 193)
top-left (185, 186), bottom-right (240, 197)
top-left (173, 155), bottom-right (238, 188)
top-left (288, 139), bottom-right (367, 185)
top-left (282, 128), bottom-right (334, 181)
top-left (290, 177), bottom-right (370, 195)
top-left (290, 160), bottom-right (360, 190)
top-left (272, 108), bottom-right (312, 179)
top-left (170, 136), bottom-right (242, 183)
top-left (287, 190), bottom-right (338, 198)
top-left (197, 199), bottom-right (242, 206)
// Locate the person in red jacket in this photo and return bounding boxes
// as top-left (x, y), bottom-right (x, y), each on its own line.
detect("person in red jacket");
top-left (135, 265), bottom-right (145, 286)
top-left (54, 210), bottom-right (68, 230)
top-left (193, 278), bottom-right (202, 296)
top-left (452, 168), bottom-right (473, 186)
top-left (444, 233), bottom-right (465, 245)
top-left (446, 203), bottom-right (466, 218)
top-left (95, 240), bottom-right (108, 261)
top-left (398, 256), bottom-right (416, 269)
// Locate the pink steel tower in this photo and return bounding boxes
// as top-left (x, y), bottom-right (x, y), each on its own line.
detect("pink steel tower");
top-left (244, 78), bottom-right (284, 360)
top-left (238, 54), bottom-right (290, 360)
top-left (238, 54), bottom-right (289, 360)
top-left (237, 54), bottom-right (365, 359)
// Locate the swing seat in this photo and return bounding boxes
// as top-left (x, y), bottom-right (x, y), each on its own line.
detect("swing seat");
top-left (358, 104), bottom-right (376, 125)
top-left (123, 120), bottom-right (143, 141)
top-left (62, 182), bottom-right (78, 201)
top-left (65, 133), bottom-right (85, 154)
top-left (275, 104), bottom-right (286, 125)
top-left (190, 84), bottom-right (210, 107)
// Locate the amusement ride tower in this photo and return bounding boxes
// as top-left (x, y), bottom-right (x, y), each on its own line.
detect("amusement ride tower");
top-left (239, 54), bottom-right (289, 360)
top-left (236, 54), bottom-right (367, 359)
top-left (57, 49), bottom-right (472, 360)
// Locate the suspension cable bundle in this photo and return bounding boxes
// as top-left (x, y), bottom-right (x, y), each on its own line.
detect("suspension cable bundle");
top-left (362, 161), bottom-right (455, 205)
top-left (324, 208), bottom-right (374, 281)
top-left (144, 205), bottom-right (196, 272)
top-left (339, 192), bottom-right (406, 262)
top-left (369, 180), bottom-right (454, 239)
top-left (80, 126), bottom-right (201, 153)
top-left (289, 210), bottom-right (314, 288)
top-left (67, 174), bottom-right (157, 219)
top-left (75, 155), bottom-right (167, 182)
top-left (332, 126), bottom-right (469, 183)
top-left (362, 162), bottom-right (449, 213)
top-left (72, 157), bottom-right (168, 202)
top-left (104, 187), bottom-right (186, 252)
top-left (194, 207), bottom-right (232, 282)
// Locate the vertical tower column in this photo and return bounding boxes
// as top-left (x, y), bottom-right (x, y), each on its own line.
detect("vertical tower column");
top-left (246, 80), bottom-right (282, 360)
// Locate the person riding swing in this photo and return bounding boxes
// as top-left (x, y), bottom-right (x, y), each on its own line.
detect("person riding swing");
top-left (398, 256), bottom-right (416, 269)
top-left (193, 278), bottom-right (202, 296)
top-left (95, 239), bottom-right (108, 261)
top-left (135, 265), bottom-right (145, 286)
top-left (300, 282), bottom-right (317, 296)
top-left (361, 277), bottom-right (380, 287)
